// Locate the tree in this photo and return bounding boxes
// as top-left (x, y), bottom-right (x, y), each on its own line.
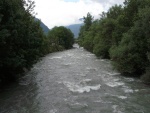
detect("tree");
top-left (83, 12), bottom-right (93, 31)
top-left (47, 26), bottom-right (74, 50)
top-left (82, 20), bottom-right (99, 52)
top-left (77, 0), bottom-right (150, 82)
top-left (0, 0), bottom-right (47, 83)
top-left (93, 5), bottom-right (124, 58)
top-left (93, 18), bottom-right (116, 58)
top-left (110, 6), bottom-right (150, 75)
top-left (78, 13), bottom-right (93, 49)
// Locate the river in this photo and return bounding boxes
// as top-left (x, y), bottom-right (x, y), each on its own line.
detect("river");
top-left (0, 44), bottom-right (150, 113)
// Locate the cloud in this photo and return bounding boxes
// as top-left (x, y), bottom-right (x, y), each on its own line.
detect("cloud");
top-left (64, 0), bottom-right (80, 2)
top-left (91, 0), bottom-right (125, 12)
top-left (33, 0), bottom-right (124, 29)
top-left (92, 0), bottom-right (124, 4)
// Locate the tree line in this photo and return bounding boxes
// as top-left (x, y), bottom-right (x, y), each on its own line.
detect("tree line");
top-left (0, 0), bottom-right (74, 84)
top-left (78, 0), bottom-right (150, 83)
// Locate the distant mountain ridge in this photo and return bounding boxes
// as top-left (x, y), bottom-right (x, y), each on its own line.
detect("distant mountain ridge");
top-left (66, 23), bottom-right (83, 38)
top-left (35, 18), bottom-right (50, 34)
top-left (35, 18), bottom-right (83, 37)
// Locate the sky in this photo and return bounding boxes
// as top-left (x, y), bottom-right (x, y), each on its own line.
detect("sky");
top-left (33, 0), bottom-right (124, 29)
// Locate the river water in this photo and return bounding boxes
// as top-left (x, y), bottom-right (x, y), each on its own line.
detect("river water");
top-left (0, 44), bottom-right (150, 113)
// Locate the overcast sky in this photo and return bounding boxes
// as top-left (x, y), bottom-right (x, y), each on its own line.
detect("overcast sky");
top-left (33, 0), bottom-right (124, 29)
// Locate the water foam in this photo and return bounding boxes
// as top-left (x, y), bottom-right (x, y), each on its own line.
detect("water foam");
top-left (69, 102), bottom-right (88, 109)
top-left (64, 82), bottom-right (101, 93)
top-left (81, 79), bottom-right (92, 83)
top-left (105, 93), bottom-right (127, 100)
top-left (104, 78), bottom-right (124, 87)
top-left (50, 56), bottom-right (63, 59)
top-left (117, 96), bottom-right (127, 99)
top-left (106, 81), bottom-right (125, 87)
top-left (122, 86), bottom-right (134, 93)
top-left (49, 109), bottom-right (57, 113)
top-left (86, 67), bottom-right (98, 72)
top-left (106, 72), bottom-right (120, 76)
top-left (112, 105), bottom-right (123, 113)
top-left (62, 63), bottom-right (73, 66)
top-left (124, 77), bottom-right (135, 82)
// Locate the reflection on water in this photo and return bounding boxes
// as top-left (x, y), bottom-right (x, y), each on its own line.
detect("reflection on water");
top-left (0, 45), bottom-right (150, 113)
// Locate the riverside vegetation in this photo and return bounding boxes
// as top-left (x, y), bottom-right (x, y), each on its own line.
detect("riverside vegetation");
top-left (78, 0), bottom-right (150, 83)
top-left (0, 0), bottom-right (74, 85)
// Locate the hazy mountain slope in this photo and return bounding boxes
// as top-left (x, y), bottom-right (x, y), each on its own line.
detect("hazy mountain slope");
top-left (35, 18), bottom-right (50, 34)
top-left (66, 23), bottom-right (83, 38)
top-left (40, 22), bottom-right (49, 34)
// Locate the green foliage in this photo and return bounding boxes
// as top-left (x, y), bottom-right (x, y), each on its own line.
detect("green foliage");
top-left (141, 51), bottom-right (150, 83)
top-left (110, 5), bottom-right (150, 75)
top-left (107, 5), bottom-right (123, 20)
top-left (110, 21), bottom-right (148, 74)
top-left (78, 0), bottom-right (150, 81)
top-left (83, 12), bottom-right (93, 31)
top-left (78, 26), bottom-right (85, 46)
top-left (0, 0), bottom-right (47, 83)
top-left (47, 26), bottom-right (74, 50)
top-left (82, 21), bottom-right (99, 52)
top-left (140, 6), bottom-right (150, 81)
top-left (93, 18), bottom-right (116, 58)
top-left (0, 0), bottom-right (74, 84)
top-left (78, 6), bottom-right (124, 58)
top-left (78, 12), bottom-right (93, 48)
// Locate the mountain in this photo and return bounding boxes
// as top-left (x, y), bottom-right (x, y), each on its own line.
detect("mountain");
top-left (40, 21), bottom-right (49, 34)
top-left (66, 23), bottom-right (83, 38)
top-left (35, 18), bottom-right (50, 34)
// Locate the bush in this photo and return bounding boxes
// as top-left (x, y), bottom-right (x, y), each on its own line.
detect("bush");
top-left (110, 21), bottom-right (148, 74)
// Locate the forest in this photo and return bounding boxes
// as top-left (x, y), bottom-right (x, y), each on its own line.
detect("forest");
top-left (0, 0), bottom-right (74, 85)
top-left (78, 0), bottom-right (150, 83)
top-left (1, 0), bottom-right (150, 85)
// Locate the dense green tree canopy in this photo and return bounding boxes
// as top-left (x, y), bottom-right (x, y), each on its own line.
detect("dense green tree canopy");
top-left (78, 0), bottom-right (150, 82)
top-left (78, 12), bottom-right (93, 48)
top-left (0, 0), bottom-right (46, 83)
top-left (48, 26), bottom-right (74, 50)
top-left (0, 0), bottom-right (74, 84)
